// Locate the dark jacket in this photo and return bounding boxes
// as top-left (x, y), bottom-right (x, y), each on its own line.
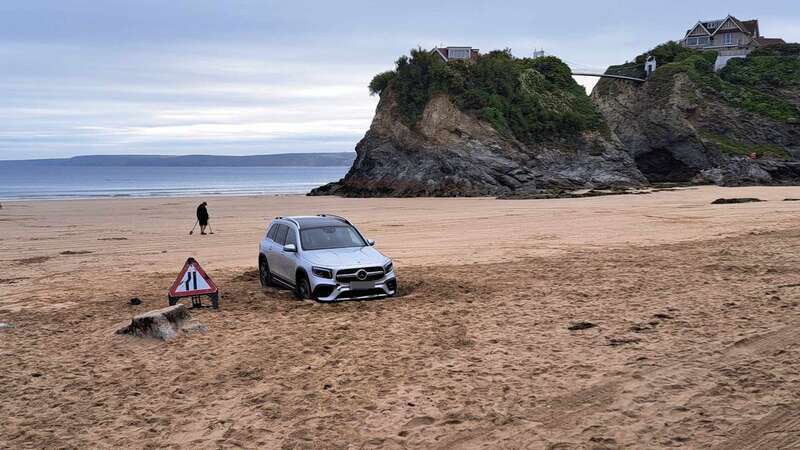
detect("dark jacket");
top-left (196, 204), bottom-right (209, 225)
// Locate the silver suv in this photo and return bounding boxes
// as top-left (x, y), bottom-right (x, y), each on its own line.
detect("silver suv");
top-left (258, 214), bottom-right (397, 301)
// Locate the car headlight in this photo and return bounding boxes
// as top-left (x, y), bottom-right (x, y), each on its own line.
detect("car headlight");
top-left (383, 261), bottom-right (394, 274)
top-left (312, 266), bottom-right (333, 279)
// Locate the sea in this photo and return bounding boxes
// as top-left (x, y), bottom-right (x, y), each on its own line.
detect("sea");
top-left (0, 165), bottom-right (349, 201)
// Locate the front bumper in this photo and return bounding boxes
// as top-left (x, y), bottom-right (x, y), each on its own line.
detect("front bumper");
top-left (311, 272), bottom-right (397, 302)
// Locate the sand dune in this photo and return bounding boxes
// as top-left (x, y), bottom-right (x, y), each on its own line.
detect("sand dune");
top-left (1, 186), bottom-right (800, 448)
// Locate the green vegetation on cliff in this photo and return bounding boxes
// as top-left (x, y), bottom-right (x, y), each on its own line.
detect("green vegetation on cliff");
top-left (604, 42), bottom-right (800, 122)
top-left (369, 48), bottom-right (604, 144)
top-left (606, 41), bottom-right (695, 79)
top-left (698, 131), bottom-right (790, 159)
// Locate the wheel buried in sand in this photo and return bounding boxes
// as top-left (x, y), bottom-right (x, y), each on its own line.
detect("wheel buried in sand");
top-left (295, 274), bottom-right (314, 300)
top-left (259, 258), bottom-right (272, 287)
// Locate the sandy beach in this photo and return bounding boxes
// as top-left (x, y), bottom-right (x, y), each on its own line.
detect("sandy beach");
top-left (2, 186), bottom-right (800, 448)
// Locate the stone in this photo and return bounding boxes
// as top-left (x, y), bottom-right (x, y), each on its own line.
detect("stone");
top-left (568, 321), bottom-right (597, 331)
top-left (0, 322), bottom-right (15, 329)
top-left (115, 304), bottom-right (192, 341)
top-left (711, 198), bottom-right (764, 204)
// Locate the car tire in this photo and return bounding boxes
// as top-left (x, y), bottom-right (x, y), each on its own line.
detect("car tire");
top-left (295, 273), bottom-right (314, 300)
top-left (259, 257), bottom-right (272, 287)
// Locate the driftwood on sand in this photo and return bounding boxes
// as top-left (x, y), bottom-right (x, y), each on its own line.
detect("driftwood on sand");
top-left (115, 304), bottom-right (198, 341)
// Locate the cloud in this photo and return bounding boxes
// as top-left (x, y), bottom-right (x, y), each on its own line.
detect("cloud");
top-left (0, 41), bottom-right (381, 158)
top-left (1, 0), bottom-right (798, 159)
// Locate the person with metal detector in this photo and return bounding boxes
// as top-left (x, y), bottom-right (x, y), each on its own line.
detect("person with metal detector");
top-left (190, 201), bottom-right (213, 235)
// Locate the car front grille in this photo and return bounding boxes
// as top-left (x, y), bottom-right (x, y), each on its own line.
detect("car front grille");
top-left (337, 288), bottom-right (387, 299)
top-left (336, 266), bottom-right (385, 282)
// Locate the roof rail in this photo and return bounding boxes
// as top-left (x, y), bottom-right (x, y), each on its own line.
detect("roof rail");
top-left (275, 216), bottom-right (300, 227)
top-left (317, 214), bottom-right (350, 224)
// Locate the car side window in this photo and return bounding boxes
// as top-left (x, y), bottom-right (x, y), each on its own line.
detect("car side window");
top-left (285, 226), bottom-right (297, 247)
top-left (275, 224), bottom-right (288, 246)
top-left (266, 223), bottom-right (278, 241)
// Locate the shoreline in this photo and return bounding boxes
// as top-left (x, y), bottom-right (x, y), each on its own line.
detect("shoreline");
top-left (0, 164), bottom-right (349, 202)
top-left (1, 182), bottom-right (793, 203)
top-left (0, 191), bottom-right (313, 203)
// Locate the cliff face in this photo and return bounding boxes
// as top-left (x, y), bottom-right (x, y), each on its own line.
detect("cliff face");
top-left (313, 47), bottom-right (800, 197)
top-left (311, 92), bottom-right (645, 197)
top-left (593, 71), bottom-right (800, 185)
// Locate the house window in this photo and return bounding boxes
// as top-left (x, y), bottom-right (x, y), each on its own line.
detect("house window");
top-left (687, 37), bottom-right (698, 46)
top-left (697, 37), bottom-right (710, 46)
top-left (448, 48), bottom-right (470, 60)
top-left (723, 33), bottom-right (735, 46)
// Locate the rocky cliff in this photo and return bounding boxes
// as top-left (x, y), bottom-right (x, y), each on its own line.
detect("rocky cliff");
top-left (594, 44), bottom-right (800, 185)
top-left (312, 45), bottom-right (800, 197)
top-left (312, 92), bottom-right (644, 197)
top-left (312, 50), bottom-right (644, 197)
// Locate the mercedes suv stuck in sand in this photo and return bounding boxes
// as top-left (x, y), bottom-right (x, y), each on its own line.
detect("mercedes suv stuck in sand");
top-left (258, 215), bottom-right (397, 301)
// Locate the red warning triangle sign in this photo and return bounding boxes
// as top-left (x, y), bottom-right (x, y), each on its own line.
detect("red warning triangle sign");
top-left (169, 257), bottom-right (218, 298)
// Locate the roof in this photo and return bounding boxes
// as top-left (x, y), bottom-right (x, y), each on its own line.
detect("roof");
top-left (739, 19), bottom-right (759, 35)
top-left (754, 37), bottom-right (786, 46)
top-left (277, 215), bottom-right (349, 229)
top-left (685, 16), bottom-right (760, 38)
top-left (686, 22), bottom-right (711, 36)
top-left (432, 47), bottom-right (480, 62)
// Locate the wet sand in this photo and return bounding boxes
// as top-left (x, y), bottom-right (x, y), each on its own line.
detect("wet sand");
top-left (1, 186), bottom-right (800, 448)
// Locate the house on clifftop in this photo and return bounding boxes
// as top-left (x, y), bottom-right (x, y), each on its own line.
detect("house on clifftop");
top-left (681, 15), bottom-right (785, 70)
top-left (432, 46), bottom-right (480, 62)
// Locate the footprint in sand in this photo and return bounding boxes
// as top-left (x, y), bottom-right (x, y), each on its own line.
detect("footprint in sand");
top-left (404, 416), bottom-right (435, 428)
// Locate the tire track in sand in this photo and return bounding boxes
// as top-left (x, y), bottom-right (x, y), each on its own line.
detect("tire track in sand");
top-left (713, 404), bottom-right (800, 450)
top-left (434, 324), bottom-right (800, 449)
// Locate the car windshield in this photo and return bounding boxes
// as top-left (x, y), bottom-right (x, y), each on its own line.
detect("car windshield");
top-left (300, 226), bottom-right (366, 250)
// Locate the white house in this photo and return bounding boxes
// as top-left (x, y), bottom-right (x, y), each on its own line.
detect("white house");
top-left (681, 15), bottom-right (785, 70)
top-left (432, 46), bottom-right (480, 62)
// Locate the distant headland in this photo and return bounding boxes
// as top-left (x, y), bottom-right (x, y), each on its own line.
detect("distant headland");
top-left (0, 153), bottom-right (356, 167)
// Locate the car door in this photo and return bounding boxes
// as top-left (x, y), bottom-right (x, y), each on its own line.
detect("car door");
top-left (281, 225), bottom-right (300, 282)
top-left (261, 223), bottom-right (278, 256)
top-left (266, 224), bottom-right (288, 282)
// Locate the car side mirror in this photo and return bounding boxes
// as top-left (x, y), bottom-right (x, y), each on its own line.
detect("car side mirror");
top-left (283, 244), bottom-right (297, 252)
top-left (367, 239), bottom-right (375, 246)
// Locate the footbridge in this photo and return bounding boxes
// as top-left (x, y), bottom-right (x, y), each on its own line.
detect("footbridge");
top-left (570, 72), bottom-right (646, 83)
top-left (562, 58), bottom-right (646, 83)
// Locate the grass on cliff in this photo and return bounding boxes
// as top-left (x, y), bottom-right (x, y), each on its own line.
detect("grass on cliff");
top-left (368, 48), bottom-right (605, 144)
top-left (605, 41), bottom-right (695, 79)
top-left (698, 130), bottom-right (790, 159)
top-left (605, 42), bottom-right (800, 123)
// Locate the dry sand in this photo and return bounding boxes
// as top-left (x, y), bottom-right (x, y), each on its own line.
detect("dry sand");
top-left (1, 186), bottom-right (800, 448)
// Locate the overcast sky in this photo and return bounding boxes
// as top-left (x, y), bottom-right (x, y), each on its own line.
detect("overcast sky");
top-left (1, 0), bottom-right (798, 159)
